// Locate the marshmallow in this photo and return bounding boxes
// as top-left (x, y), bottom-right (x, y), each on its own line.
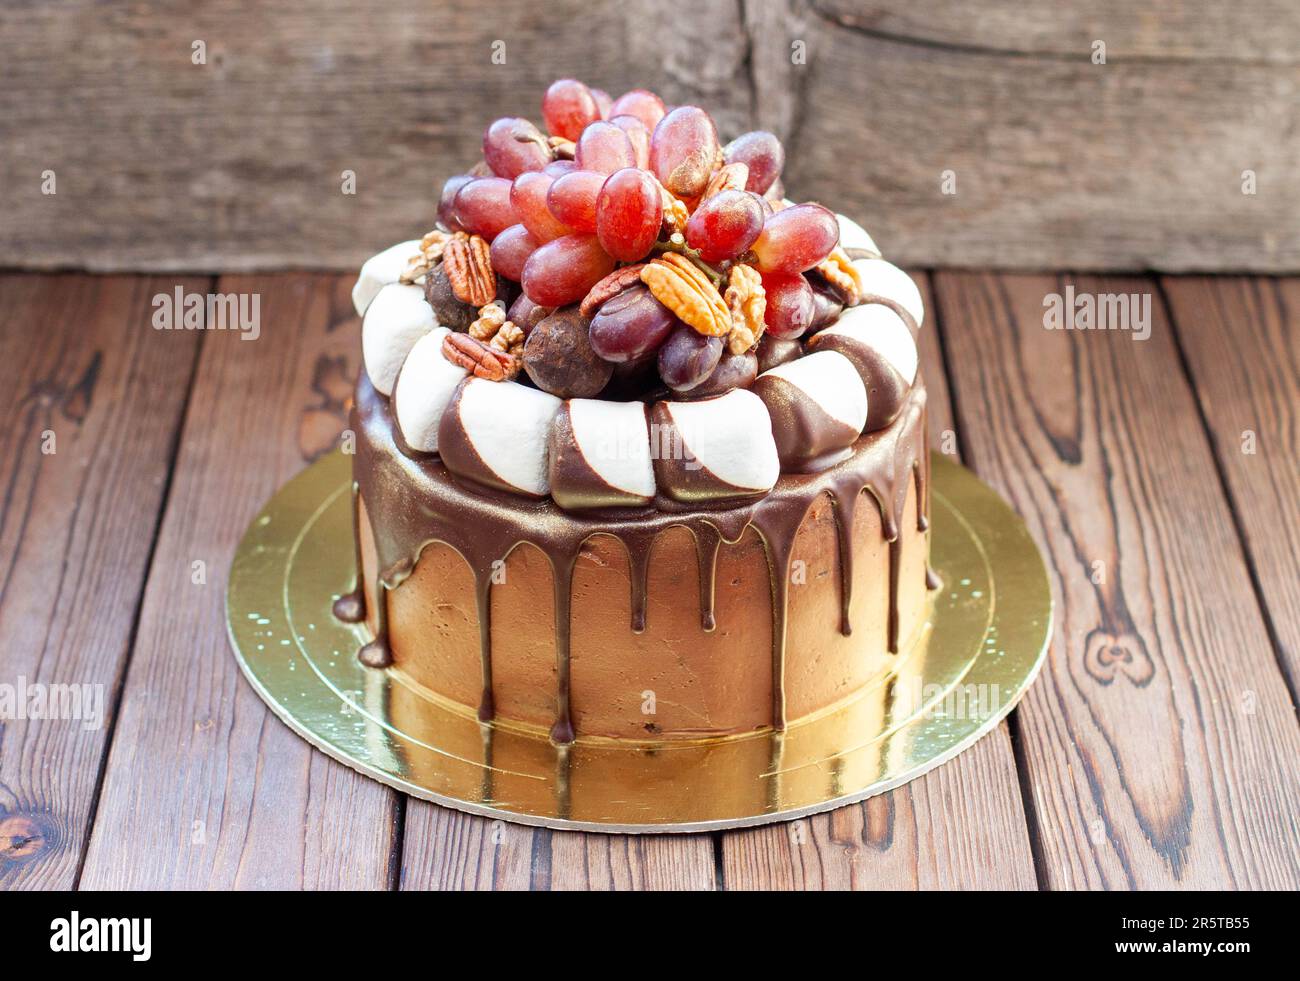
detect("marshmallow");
top-left (392, 328), bottom-right (468, 453)
top-left (836, 213), bottom-right (880, 256)
top-left (807, 303), bottom-right (918, 431)
top-left (438, 378), bottom-right (562, 498)
top-left (754, 351), bottom-right (868, 471)
top-left (362, 283), bottom-right (436, 396)
top-left (852, 257), bottom-right (924, 329)
top-left (352, 240), bottom-right (422, 317)
top-left (549, 399), bottom-right (656, 510)
top-left (650, 389), bottom-right (779, 502)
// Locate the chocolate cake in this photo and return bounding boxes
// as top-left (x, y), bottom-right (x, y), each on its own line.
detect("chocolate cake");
top-left (338, 81), bottom-right (935, 744)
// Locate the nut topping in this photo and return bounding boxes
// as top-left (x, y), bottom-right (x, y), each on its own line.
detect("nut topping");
top-left (399, 229), bottom-right (458, 284)
top-left (816, 246), bottom-right (863, 306)
top-left (640, 253), bottom-right (732, 337)
top-left (442, 234), bottom-right (496, 307)
top-left (724, 263), bottom-right (767, 354)
top-left (579, 263), bottom-right (648, 318)
top-left (702, 162), bottom-right (749, 202)
top-left (441, 330), bottom-right (520, 382)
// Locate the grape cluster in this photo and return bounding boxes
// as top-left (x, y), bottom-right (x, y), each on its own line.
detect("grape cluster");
top-left (436, 79), bottom-right (846, 398)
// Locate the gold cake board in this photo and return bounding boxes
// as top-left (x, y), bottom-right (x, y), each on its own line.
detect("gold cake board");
top-left (226, 451), bottom-right (1051, 833)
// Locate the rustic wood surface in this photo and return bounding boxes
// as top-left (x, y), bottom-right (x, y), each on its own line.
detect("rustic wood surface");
top-left (1, 1), bottom-right (1297, 274)
top-left (1, 267), bottom-right (1297, 890)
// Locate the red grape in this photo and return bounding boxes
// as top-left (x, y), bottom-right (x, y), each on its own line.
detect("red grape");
top-left (595, 167), bottom-right (662, 262)
top-left (489, 224), bottom-right (539, 281)
top-left (508, 293), bottom-right (552, 336)
top-left (650, 106), bottom-right (719, 199)
top-left (723, 131), bottom-right (785, 195)
top-left (680, 349), bottom-right (758, 398)
top-left (610, 89), bottom-right (667, 133)
top-left (610, 115), bottom-right (651, 169)
top-left (575, 121), bottom-right (637, 175)
top-left (588, 285), bottom-right (678, 362)
top-left (658, 324), bottom-right (723, 391)
top-left (760, 272), bottom-right (816, 339)
top-left (751, 203), bottom-right (839, 273)
top-left (452, 177), bottom-right (517, 241)
top-left (521, 233), bottom-right (616, 307)
top-left (545, 169), bottom-right (606, 233)
top-left (510, 170), bottom-right (572, 242)
top-left (438, 174), bottom-right (474, 230)
top-left (685, 189), bottom-right (765, 263)
top-left (592, 88), bottom-right (613, 118)
top-left (482, 117), bottom-right (550, 180)
top-left (808, 277), bottom-right (844, 330)
top-left (542, 79), bottom-right (600, 140)
top-left (544, 159), bottom-right (577, 177)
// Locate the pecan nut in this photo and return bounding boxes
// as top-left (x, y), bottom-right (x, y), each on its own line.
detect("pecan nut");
top-left (442, 234), bottom-right (496, 307)
top-left (400, 228), bottom-right (457, 284)
top-left (640, 253), bottom-right (731, 337)
top-left (579, 263), bottom-right (648, 318)
top-left (441, 331), bottom-right (519, 382)
top-left (702, 162), bottom-right (749, 202)
top-left (468, 301), bottom-right (508, 342)
top-left (816, 246), bottom-right (863, 306)
top-left (724, 263), bottom-right (767, 354)
top-left (548, 135), bottom-right (576, 160)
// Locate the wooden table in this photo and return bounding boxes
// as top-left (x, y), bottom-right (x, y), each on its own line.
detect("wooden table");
top-left (2, 270), bottom-right (1297, 890)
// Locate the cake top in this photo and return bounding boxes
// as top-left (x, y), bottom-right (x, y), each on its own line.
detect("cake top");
top-left (353, 80), bottom-right (925, 512)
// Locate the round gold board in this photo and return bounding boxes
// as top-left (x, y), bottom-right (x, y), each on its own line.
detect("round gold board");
top-left (227, 450), bottom-right (1051, 833)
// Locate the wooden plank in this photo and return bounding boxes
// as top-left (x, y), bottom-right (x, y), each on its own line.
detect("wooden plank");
top-left (0, 274), bottom-right (202, 889)
top-left (400, 806), bottom-right (717, 890)
top-left (79, 273), bottom-right (400, 889)
top-left (934, 270), bottom-right (1300, 888)
top-left (0, 2), bottom-right (1296, 273)
top-left (1161, 277), bottom-right (1300, 692)
top-left (720, 273), bottom-right (1040, 890)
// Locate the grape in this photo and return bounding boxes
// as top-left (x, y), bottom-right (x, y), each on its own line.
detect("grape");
top-left (751, 203), bottom-right (839, 273)
top-left (508, 293), bottom-right (552, 336)
top-left (592, 88), bottom-right (613, 118)
top-left (482, 117), bottom-right (550, 180)
top-left (452, 177), bottom-right (518, 241)
top-left (681, 349), bottom-right (758, 398)
top-left (761, 272), bottom-right (816, 339)
top-left (610, 89), bottom-right (667, 133)
top-left (658, 324), bottom-right (723, 391)
top-left (808, 276), bottom-right (844, 331)
top-left (438, 174), bottom-right (474, 230)
top-left (511, 171), bottom-right (572, 242)
top-left (685, 189), bottom-right (765, 263)
top-left (723, 131), bottom-right (785, 195)
top-left (595, 168), bottom-right (662, 262)
top-left (489, 224), bottom-right (539, 281)
top-left (542, 79), bottom-right (600, 140)
top-left (544, 159), bottom-right (577, 177)
top-left (756, 333), bottom-right (803, 374)
top-left (575, 121), bottom-right (637, 175)
top-left (650, 106), bottom-right (719, 199)
top-left (521, 233), bottom-right (616, 307)
top-left (610, 115), bottom-right (651, 169)
top-left (764, 177), bottom-right (786, 202)
top-left (545, 170), bottom-right (607, 233)
top-left (588, 285), bottom-right (678, 362)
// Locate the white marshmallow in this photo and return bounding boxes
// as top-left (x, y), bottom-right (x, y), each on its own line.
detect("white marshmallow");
top-left (457, 378), bottom-right (562, 496)
top-left (822, 303), bottom-right (919, 384)
top-left (362, 283), bottom-right (435, 396)
top-left (760, 350), bottom-right (868, 434)
top-left (393, 328), bottom-right (468, 452)
top-left (661, 389), bottom-right (779, 493)
top-left (568, 399), bottom-right (656, 499)
top-left (852, 257), bottom-right (925, 328)
top-left (836, 213), bottom-right (880, 256)
top-left (352, 239), bottom-right (422, 316)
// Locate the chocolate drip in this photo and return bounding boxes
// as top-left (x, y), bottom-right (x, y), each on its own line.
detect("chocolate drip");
top-left (926, 566), bottom-right (943, 591)
top-left (340, 372), bottom-right (929, 742)
top-left (331, 481), bottom-right (367, 623)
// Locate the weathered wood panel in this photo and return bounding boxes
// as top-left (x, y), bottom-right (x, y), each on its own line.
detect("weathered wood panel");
top-left (79, 273), bottom-right (400, 889)
top-left (719, 273), bottom-right (1040, 890)
top-left (1161, 277), bottom-right (1300, 692)
top-left (935, 271), bottom-right (1300, 888)
top-left (0, 274), bottom-right (202, 889)
top-left (0, 2), bottom-right (1296, 273)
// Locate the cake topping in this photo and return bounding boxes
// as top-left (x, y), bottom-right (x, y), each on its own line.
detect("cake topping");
top-left (361, 283), bottom-right (435, 396)
top-left (352, 239), bottom-right (422, 317)
top-left (442, 233), bottom-right (497, 307)
top-left (640, 253), bottom-right (731, 337)
top-left (753, 350), bottom-right (868, 471)
top-left (650, 389), bottom-right (780, 502)
top-left (393, 328), bottom-right (467, 453)
top-left (723, 263), bottom-right (767, 355)
top-left (437, 378), bottom-right (562, 497)
top-left (548, 399), bottom-right (656, 510)
top-left (522, 306), bottom-right (613, 398)
top-left (806, 303), bottom-right (918, 432)
top-left (441, 331), bottom-right (520, 382)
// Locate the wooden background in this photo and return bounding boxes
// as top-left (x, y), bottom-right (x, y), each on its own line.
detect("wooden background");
top-left (1, 0), bottom-right (1298, 273)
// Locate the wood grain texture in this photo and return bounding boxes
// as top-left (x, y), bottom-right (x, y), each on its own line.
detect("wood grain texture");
top-left (0, 274), bottom-right (201, 889)
top-left (934, 270), bottom-right (1300, 889)
top-left (719, 274), bottom-right (1040, 890)
top-left (1161, 277), bottom-right (1300, 694)
top-left (78, 273), bottom-right (401, 889)
top-left (0, 2), bottom-right (1296, 273)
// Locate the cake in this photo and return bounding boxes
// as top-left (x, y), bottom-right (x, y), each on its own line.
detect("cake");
top-left (337, 81), bottom-right (935, 745)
